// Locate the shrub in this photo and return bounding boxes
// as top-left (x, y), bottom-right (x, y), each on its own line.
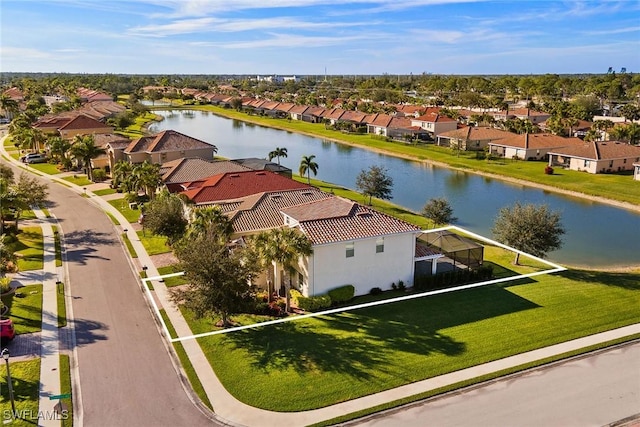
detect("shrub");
top-left (290, 289), bottom-right (303, 305)
top-left (327, 284), bottom-right (355, 304)
top-left (92, 169), bottom-right (107, 182)
top-left (296, 295), bottom-right (331, 312)
top-left (398, 280), bottom-right (406, 291)
top-left (370, 287), bottom-right (383, 295)
top-left (544, 165), bottom-right (554, 175)
top-left (391, 282), bottom-right (397, 290)
top-left (0, 277), bottom-right (11, 293)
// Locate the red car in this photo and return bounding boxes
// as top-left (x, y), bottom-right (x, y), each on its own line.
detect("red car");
top-left (0, 318), bottom-right (15, 344)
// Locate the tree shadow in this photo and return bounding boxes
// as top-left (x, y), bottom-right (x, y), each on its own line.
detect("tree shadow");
top-left (558, 269), bottom-right (640, 291)
top-left (1, 375), bottom-right (39, 404)
top-left (224, 321), bottom-right (390, 380)
top-left (71, 317), bottom-right (109, 348)
top-left (63, 230), bottom-right (115, 265)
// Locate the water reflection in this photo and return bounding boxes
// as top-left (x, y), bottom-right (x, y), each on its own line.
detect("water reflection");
top-left (149, 110), bottom-right (640, 268)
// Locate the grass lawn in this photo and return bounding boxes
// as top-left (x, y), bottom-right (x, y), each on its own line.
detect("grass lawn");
top-left (2, 284), bottom-right (43, 334)
top-left (57, 282), bottom-right (67, 328)
top-left (187, 268), bottom-right (640, 411)
top-left (188, 105), bottom-right (640, 207)
top-left (108, 199), bottom-right (141, 223)
top-left (62, 175), bottom-right (92, 186)
top-left (159, 309), bottom-right (212, 410)
top-left (0, 358), bottom-right (41, 426)
top-left (52, 226), bottom-right (62, 267)
top-left (60, 355), bottom-right (73, 427)
top-left (9, 227), bottom-right (44, 271)
top-left (122, 233), bottom-right (137, 258)
top-left (157, 264), bottom-right (188, 287)
top-left (93, 188), bottom-right (118, 196)
top-left (19, 210), bottom-right (37, 220)
top-left (27, 162), bottom-right (62, 175)
top-left (105, 212), bottom-right (120, 225)
top-left (137, 231), bottom-right (170, 255)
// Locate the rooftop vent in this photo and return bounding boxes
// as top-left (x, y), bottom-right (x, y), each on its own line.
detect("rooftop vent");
top-left (230, 174), bottom-right (241, 178)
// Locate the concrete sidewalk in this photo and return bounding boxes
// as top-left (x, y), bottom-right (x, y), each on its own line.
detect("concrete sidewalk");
top-left (3, 138), bottom-right (639, 427)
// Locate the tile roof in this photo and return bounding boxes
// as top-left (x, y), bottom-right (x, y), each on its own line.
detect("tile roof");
top-left (340, 110), bottom-right (368, 123)
top-left (181, 170), bottom-right (311, 205)
top-left (3, 87), bottom-right (24, 100)
top-left (289, 105), bottom-right (309, 114)
top-left (161, 158), bottom-right (251, 183)
top-left (365, 113), bottom-right (394, 127)
top-left (489, 133), bottom-right (584, 149)
top-left (324, 108), bottom-right (346, 120)
top-left (273, 103), bottom-right (295, 112)
top-left (58, 114), bottom-right (113, 131)
top-left (33, 116), bottom-right (74, 130)
top-left (413, 112), bottom-right (457, 123)
top-left (125, 130), bottom-right (216, 154)
top-left (226, 188), bottom-right (332, 234)
top-left (438, 126), bottom-right (515, 140)
top-left (388, 116), bottom-right (414, 129)
top-left (549, 140), bottom-right (640, 160)
top-left (93, 133), bottom-right (131, 149)
top-left (281, 197), bottom-right (420, 245)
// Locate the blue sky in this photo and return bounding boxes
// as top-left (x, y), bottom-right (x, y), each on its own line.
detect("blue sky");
top-left (1, 0), bottom-right (639, 75)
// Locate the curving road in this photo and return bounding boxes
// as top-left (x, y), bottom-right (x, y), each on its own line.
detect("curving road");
top-left (3, 157), bottom-right (216, 426)
top-left (354, 341), bottom-right (640, 427)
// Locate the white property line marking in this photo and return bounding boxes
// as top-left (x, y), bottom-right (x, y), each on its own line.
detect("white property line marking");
top-left (142, 226), bottom-right (567, 343)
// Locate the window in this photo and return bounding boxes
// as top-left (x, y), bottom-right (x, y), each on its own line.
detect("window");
top-left (346, 242), bottom-right (354, 258)
top-left (376, 237), bottom-right (384, 253)
top-left (584, 160), bottom-right (590, 168)
top-left (298, 271), bottom-right (304, 288)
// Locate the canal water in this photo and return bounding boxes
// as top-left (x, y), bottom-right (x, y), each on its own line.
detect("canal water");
top-left (149, 110), bottom-right (640, 268)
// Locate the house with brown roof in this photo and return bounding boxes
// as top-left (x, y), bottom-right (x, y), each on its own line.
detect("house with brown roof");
top-left (365, 113), bottom-right (394, 136)
top-left (437, 126), bottom-right (515, 151)
top-left (411, 112), bottom-right (458, 136)
top-left (490, 108), bottom-right (551, 125)
top-left (280, 196), bottom-right (423, 296)
top-left (160, 158), bottom-right (251, 191)
top-left (488, 133), bottom-right (584, 161)
top-left (180, 170), bottom-right (310, 206)
top-left (288, 105), bottom-right (309, 121)
top-left (548, 141), bottom-right (640, 174)
top-left (122, 130), bottom-right (216, 165)
top-left (58, 114), bottom-right (114, 139)
top-left (91, 133), bottom-right (130, 171)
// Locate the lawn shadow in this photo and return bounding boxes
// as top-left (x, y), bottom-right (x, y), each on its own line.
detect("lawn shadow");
top-left (558, 269), bottom-right (640, 291)
top-left (222, 321), bottom-right (389, 380)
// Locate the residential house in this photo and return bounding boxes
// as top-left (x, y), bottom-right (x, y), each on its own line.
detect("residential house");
top-left (301, 106), bottom-right (326, 123)
top-left (180, 170), bottom-right (310, 206)
top-left (123, 130), bottom-right (216, 165)
top-left (92, 133), bottom-right (131, 171)
top-left (280, 197), bottom-right (423, 297)
top-left (387, 117), bottom-right (426, 140)
top-left (548, 141), bottom-right (640, 174)
top-left (490, 108), bottom-right (551, 125)
top-left (77, 87), bottom-right (113, 102)
top-left (58, 114), bottom-right (114, 139)
top-left (160, 158), bottom-right (251, 192)
top-left (437, 126), bottom-right (515, 151)
top-left (231, 158), bottom-right (293, 178)
top-left (322, 108), bottom-right (346, 125)
top-left (488, 133), bottom-right (584, 160)
top-left (410, 112), bottom-right (458, 137)
top-left (288, 105), bottom-right (309, 121)
top-left (366, 113), bottom-right (394, 136)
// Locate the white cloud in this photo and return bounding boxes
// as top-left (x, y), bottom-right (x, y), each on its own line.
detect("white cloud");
top-left (584, 26), bottom-right (640, 36)
top-left (192, 32), bottom-right (374, 48)
top-left (128, 17), bottom-right (219, 36)
top-left (0, 46), bottom-right (53, 60)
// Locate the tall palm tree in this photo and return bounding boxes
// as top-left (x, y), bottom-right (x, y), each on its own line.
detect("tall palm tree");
top-left (253, 227), bottom-right (312, 312)
top-left (592, 119), bottom-right (614, 141)
top-left (299, 155), bottom-right (319, 184)
top-left (268, 147), bottom-right (288, 165)
top-left (608, 125), bottom-right (629, 143)
top-left (47, 136), bottom-right (71, 164)
top-left (69, 135), bottom-right (106, 181)
top-left (188, 206), bottom-right (233, 242)
top-left (0, 94), bottom-right (19, 120)
top-left (133, 161), bottom-right (162, 199)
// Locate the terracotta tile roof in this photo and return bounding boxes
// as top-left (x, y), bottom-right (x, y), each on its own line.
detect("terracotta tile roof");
top-left (77, 87), bottom-right (112, 102)
top-left (366, 113), bottom-right (393, 127)
top-left (33, 116), bottom-right (73, 130)
top-left (3, 87), bottom-right (24, 100)
top-left (388, 117), bottom-right (414, 129)
top-left (260, 101), bottom-right (280, 110)
top-left (489, 133), bottom-right (584, 150)
top-left (93, 133), bottom-right (130, 149)
top-left (125, 130), bottom-right (216, 154)
top-left (340, 110), bottom-right (368, 123)
top-left (438, 126), bottom-right (515, 140)
top-left (304, 106), bottom-right (326, 117)
top-left (281, 197), bottom-right (420, 245)
top-left (274, 103), bottom-right (295, 112)
top-left (161, 158), bottom-right (251, 184)
top-left (324, 108), bottom-right (346, 120)
top-left (549, 141), bottom-right (640, 160)
top-left (289, 105), bottom-right (309, 114)
top-left (227, 188), bottom-right (332, 234)
top-left (415, 241), bottom-right (442, 258)
top-left (414, 112), bottom-right (456, 123)
top-left (58, 114), bottom-right (113, 131)
top-left (181, 170), bottom-right (311, 205)
top-left (394, 105), bottom-right (425, 115)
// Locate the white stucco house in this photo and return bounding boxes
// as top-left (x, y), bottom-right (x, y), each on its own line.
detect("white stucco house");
top-left (548, 140), bottom-right (640, 174)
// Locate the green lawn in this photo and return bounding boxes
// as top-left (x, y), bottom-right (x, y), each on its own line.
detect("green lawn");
top-left (60, 355), bottom-right (73, 427)
top-left (187, 268), bottom-right (640, 411)
top-left (186, 105), bottom-right (640, 207)
top-left (28, 162), bottom-right (62, 175)
top-left (105, 211), bottom-right (121, 225)
top-left (2, 284), bottom-right (43, 334)
top-left (157, 264), bottom-right (188, 287)
top-left (93, 188), bottom-right (118, 196)
top-left (122, 233), bottom-right (137, 258)
top-left (62, 175), bottom-right (92, 186)
top-left (0, 358), bottom-right (41, 426)
top-left (52, 226), bottom-right (62, 267)
top-left (10, 227), bottom-right (44, 271)
top-left (108, 199), bottom-right (141, 223)
top-left (137, 231), bottom-right (170, 255)
top-left (57, 282), bottom-right (67, 328)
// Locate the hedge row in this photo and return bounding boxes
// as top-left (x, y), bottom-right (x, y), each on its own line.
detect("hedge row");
top-left (414, 265), bottom-right (494, 291)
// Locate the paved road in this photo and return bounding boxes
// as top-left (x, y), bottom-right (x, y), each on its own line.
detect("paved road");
top-left (4, 160), bottom-right (215, 426)
top-left (355, 341), bottom-right (640, 427)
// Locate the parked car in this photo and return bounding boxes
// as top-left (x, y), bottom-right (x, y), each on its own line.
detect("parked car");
top-left (21, 153), bottom-right (47, 164)
top-left (0, 318), bottom-right (15, 344)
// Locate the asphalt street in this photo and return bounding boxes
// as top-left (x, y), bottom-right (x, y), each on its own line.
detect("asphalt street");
top-left (355, 341), bottom-right (640, 427)
top-left (4, 160), bottom-right (215, 426)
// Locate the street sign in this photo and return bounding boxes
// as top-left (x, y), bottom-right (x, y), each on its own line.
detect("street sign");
top-left (49, 393), bottom-right (71, 400)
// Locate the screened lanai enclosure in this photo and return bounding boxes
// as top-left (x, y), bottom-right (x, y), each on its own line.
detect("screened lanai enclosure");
top-left (417, 230), bottom-right (484, 274)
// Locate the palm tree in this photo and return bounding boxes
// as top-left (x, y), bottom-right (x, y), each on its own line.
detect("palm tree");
top-left (188, 206), bottom-right (233, 242)
top-left (47, 136), bottom-right (71, 164)
top-left (252, 227), bottom-right (313, 311)
top-left (608, 125), bottom-right (629, 143)
top-left (69, 135), bottom-right (106, 181)
top-left (133, 161), bottom-right (162, 199)
top-left (0, 94), bottom-right (19, 120)
top-left (112, 161), bottom-right (136, 193)
top-left (299, 155), bottom-right (319, 184)
top-left (592, 119), bottom-right (614, 141)
top-left (267, 147), bottom-right (288, 165)
top-left (626, 123), bottom-right (640, 145)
